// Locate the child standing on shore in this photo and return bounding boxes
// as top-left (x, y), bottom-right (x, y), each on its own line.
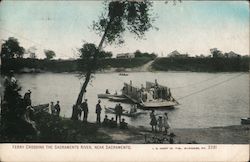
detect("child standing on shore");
top-left (150, 110), bottom-right (157, 132)
top-left (157, 116), bottom-right (163, 132)
top-left (163, 113), bottom-right (170, 135)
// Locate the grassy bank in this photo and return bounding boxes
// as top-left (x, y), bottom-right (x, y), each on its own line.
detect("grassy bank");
top-left (152, 57), bottom-right (249, 72)
top-left (0, 111), bottom-right (113, 143)
top-left (33, 111), bottom-right (113, 143)
top-left (2, 109), bottom-right (249, 144)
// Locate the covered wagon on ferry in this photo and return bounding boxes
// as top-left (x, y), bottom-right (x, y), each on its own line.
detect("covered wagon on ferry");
top-left (122, 80), bottom-right (179, 109)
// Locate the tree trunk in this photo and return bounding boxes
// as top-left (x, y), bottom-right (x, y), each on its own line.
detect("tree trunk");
top-left (73, 19), bottom-right (113, 113)
top-left (75, 70), bottom-right (91, 105)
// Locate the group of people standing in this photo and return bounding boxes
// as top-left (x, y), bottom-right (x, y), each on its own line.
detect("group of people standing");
top-left (150, 110), bottom-right (171, 134)
top-left (71, 99), bottom-right (128, 129)
top-left (151, 79), bottom-right (172, 101)
top-left (71, 99), bottom-right (103, 124)
top-left (50, 101), bottom-right (61, 117)
top-left (71, 99), bottom-right (89, 121)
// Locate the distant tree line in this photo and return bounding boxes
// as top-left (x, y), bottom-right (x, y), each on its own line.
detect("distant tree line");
top-left (1, 37), bottom-right (248, 73)
top-left (1, 57), bottom-right (152, 73)
top-left (0, 38), bottom-right (154, 73)
top-left (134, 50), bottom-right (157, 59)
top-left (153, 47), bottom-right (249, 72)
top-left (152, 57), bottom-right (249, 72)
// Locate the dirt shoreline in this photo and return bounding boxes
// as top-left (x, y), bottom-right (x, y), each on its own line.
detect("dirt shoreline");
top-left (97, 124), bottom-right (250, 144)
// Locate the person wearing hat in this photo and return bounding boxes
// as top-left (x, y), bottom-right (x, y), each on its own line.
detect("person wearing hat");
top-left (82, 99), bottom-right (89, 122)
top-left (54, 101), bottom-right (61, 117)
top-left (115, 103), bottom-right (123, 123)
top-left (23, 90), bottom-right (32, 107)
top-left (163, 112), bottom-right (170, 135)
top-left (95, 99), bottom-right (102, 124)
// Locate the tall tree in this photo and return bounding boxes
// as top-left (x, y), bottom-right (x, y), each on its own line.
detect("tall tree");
top-left (74, 0), bottom-right (180, 114)
top-left (210, 48), bottom-right (223, 58)
top-left (44, 50), bottom-right (56, 60)
top-left (0, 37), bottom-right (25, 59)
top-left (27, 46), bottom-right (37, 59)
top-left (74, 1), bottom-right (156, 109)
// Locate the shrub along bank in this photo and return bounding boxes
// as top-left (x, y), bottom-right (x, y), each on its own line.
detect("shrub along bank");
top-left (1, 57), bottom-right (153, 73)
top-left (151, 57), bottom-right (249, 72)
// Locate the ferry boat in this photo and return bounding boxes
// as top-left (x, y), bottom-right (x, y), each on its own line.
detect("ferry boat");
top-left (119, 73), bottom-right (129, 76)
top-left (122, 80), bottom-right (179, 109)
top-left (241, 117), bottom-right (250, 125)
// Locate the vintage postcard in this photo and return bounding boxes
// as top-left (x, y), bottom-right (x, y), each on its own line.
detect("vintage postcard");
top-left (0, 0), bottom-right (249, 161)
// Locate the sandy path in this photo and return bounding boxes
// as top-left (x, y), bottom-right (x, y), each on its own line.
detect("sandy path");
top-left (130, 59), bottom-right (155, 72)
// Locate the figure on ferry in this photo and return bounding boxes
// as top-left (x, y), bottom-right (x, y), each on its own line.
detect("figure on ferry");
top-left (105, 89), bottom-right (110, 94)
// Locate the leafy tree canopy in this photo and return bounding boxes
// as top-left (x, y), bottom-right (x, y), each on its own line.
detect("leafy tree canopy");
top-left (78, 43), bottom-right (113, 71)
top-left (74, 0), bottom-right (182, 107)
top-left (210, 48), bottom-right (223, 58)
top-left (44, 50), bottom-right (56, 60)
top-left (27, 46), bottom-right (37, 59)
top-left (92, 0), bottom-right (155, 46)
top-left (134, 50), bottom-right (157, 59)
top-left (1, 37), bottom-right (25, 59)
top-left (79, 43), bottom-right (113, 60)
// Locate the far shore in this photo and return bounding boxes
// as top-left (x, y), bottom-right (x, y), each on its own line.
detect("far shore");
top-left (2, 56), bottom-right (249, 74)
top-left (8, 67), bottom-right (250, 75)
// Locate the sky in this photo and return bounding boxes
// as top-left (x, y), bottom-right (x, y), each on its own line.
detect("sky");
top-left (0, 1), bottom-right (249, 59)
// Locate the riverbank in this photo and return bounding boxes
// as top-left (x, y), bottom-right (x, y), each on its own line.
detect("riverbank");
top-left (1, 57), bottom-right (249, 74)
top-left (173, 125), bottom-right (250, 144)
top-left (1, 109), bottom-right (249, 144)
top-left (98, 124), bottom-right (250, 144)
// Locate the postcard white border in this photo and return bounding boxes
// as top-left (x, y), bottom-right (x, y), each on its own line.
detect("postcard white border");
top-left (0, 144), bottom-right (249, 162)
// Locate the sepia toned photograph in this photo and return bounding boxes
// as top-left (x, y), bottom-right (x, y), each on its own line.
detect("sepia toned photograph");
top-left (0, 0), bottom-right (249, 150)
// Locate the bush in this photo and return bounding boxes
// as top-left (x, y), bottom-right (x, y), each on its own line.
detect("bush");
top-left (152, 57), bottom-right (249, 72)
top-left (0, 75), bottom-right (37, 142)
top-left (1, 57), bottom-right (153, 73)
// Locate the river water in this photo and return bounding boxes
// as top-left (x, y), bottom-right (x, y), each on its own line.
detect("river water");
top-left (14, 72), bottom-right (249, 129)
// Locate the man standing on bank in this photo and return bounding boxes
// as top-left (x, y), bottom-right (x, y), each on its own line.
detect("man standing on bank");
top-left (115, 103), bottom-right (123, 123)
top-left (96, 100), bottom-right (102, 124)
top-left (82, 99), bottom-right (89, 122)
top-left (54, 101), bottom-right (61, 117)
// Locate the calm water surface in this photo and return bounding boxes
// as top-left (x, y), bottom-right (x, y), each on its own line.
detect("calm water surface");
top-left (15, 72), bottom-right (249, 129)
